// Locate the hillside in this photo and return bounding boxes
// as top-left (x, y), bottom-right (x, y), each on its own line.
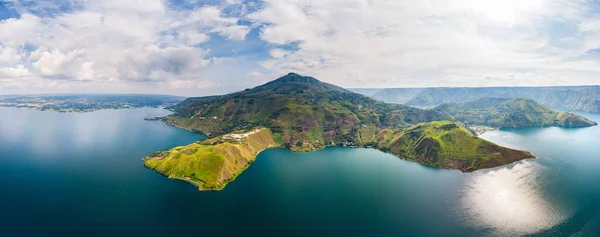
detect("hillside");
top-left (435, 97), bottom-right (597, 128)
top-left (147, 73), bottom-right (536, 190)
top-left (164, 73), bottom-right (451, 152)
top-left (375, 121), bottom-right (534, 172)
top-left (369, 88), bottom-right (425, 105)
top-left (370, 86), bottom-right (600, 113)
top-left (347, 88), bottom-right (384, 97)
top-left (144, 128), bottom-right (278, 190)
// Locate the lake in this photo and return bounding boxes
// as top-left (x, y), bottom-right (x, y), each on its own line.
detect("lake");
top-left (0, 107), bottom-right (599, 236)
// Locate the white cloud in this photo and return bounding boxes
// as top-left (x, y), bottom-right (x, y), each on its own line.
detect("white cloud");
top-left (211, 25), bottom-right (251, 40)
top-left (269, 48), bottom-right (289, 59)
top-left (0, 13), bottom-right (40, 43)
top-left (0, 43), bottom-right (26, 64)
top-left (246, 71), bottom-right (262, 77)
top-left (77, 62), bottom-right (95, 81)
top-left (3, 0), bottom-right (600, 94)
top-left (167, 79), bottom-right (219, 89)
top-left (0, 0), bottom-right (250, 93)
top-left (0, 64), bottom-right (31, 77)
top-left (248, 0), bottom-right (600, 87)
top-left (32, 49), bottom-right (82, 76)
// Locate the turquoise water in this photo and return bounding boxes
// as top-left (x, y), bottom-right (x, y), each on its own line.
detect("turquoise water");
top-left (0, 107), bottom-right (599, 236)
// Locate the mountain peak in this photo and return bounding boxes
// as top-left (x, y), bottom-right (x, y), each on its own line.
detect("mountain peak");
top-left (255, 73), bottom-right (348, 93)
top-left (274, 72), bottom-right (321, 83)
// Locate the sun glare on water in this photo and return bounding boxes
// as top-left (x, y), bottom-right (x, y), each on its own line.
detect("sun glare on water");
top-left (458, 161), bottom-right (568, 236)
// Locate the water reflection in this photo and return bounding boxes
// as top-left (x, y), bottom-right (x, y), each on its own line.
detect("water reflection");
top-left (458, 161), bottom-right (569, 236)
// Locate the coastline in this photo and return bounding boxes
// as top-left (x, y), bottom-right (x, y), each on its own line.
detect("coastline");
top-left (468, 125), bottom-right (499, 136)
top-left (0, 105), bottom-right (169, 113)
top-left (143, 129), bottom-right (279, 191)
top-left (144, 124), bottom-right (536, 191)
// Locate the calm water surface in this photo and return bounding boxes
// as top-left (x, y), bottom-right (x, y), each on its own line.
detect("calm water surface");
top-left (1, 107), bottom-right (599, 236)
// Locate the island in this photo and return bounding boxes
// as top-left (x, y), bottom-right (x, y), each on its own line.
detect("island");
top-left (0, 94), bottom-right (184, 113)
top-left (144, 73), bottom-right (544, 190)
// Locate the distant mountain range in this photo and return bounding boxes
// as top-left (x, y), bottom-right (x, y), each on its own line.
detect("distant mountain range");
top-left (435, 97), bottom-right (597, 128)
top-left (359, 86), bottom-right (600, 113)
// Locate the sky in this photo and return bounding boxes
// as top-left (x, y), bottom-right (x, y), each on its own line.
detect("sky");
top-left (1, 0), bottom-right (600, 96)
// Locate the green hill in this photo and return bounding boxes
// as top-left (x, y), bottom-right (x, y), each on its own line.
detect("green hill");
top-left (369, 86), bottom-right (600, 113)
top-left (164, 73), bottom-right (451, 152)
top-left (146, 73), bottom-right (536, 190)
top-left (375, 121), bottom-right (534, 172)
top-left (144, 128), bottom-right (278, 190)
top-left (435, 97), bottom-right (597, 128)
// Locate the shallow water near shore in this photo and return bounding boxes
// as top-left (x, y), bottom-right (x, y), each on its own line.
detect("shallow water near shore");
top-left (1, 107), bottom-right (599, 236)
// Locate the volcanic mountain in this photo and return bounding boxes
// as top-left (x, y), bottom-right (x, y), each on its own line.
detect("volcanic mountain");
top-left (146, 73), bottom-right (535, 190)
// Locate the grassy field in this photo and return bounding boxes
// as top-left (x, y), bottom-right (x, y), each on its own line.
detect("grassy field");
top-left (376, 121), bottom-right (535, 172)
top-left (143, 128), bottom-right (279, 190)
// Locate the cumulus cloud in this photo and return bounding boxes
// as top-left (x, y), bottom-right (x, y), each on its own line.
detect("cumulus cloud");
top-left (246, 71), bottom-right (263, 77)
top-left (248, 0), bottom-right (600, 87)
top-left (2, 0), bottom-right (600, 95)
top-left (0, 0), bottom-right (249, 94)
top-left (0, 64), bottom-right (31, 77)
top-left (167, 79), bottom-right (219, 89)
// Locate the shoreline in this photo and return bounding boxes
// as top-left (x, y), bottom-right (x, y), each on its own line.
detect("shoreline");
top-left (144, 130), bottom-right (536, 191)
top-left (468, 125), bottom-right (499, 136)
top-left (0, 105), bottom-right (170, 113)
top-left (147, 144), bottom-right (536, 191)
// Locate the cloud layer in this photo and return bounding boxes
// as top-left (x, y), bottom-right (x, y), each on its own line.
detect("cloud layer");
top-left (1, 0), bottom-right (600, 95)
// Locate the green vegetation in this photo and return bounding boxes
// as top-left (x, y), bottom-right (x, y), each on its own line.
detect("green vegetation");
top-left (435, 97), bottom-right (597, 128)
top-left (375, 121), bottom-right (534, 172)
top-left (370, 86), bottom-right (600, 113)
top-left (148, 73), bottom-right (542, 190)
top-left (143, 128), bottom-right (278, 190)
top-left (163, 73), bottom-right (451, 152)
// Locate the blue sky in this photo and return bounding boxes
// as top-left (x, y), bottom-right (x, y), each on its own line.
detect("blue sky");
top-left (1, 0), bottom-right (600, 96)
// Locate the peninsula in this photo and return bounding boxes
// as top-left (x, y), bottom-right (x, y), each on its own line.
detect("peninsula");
top-left (144, 128), bottom-right (278, 190)
top-left (144, 73), bottom-right (544, 190)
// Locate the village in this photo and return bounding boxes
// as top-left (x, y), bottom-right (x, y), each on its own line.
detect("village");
top-left (221, 128), bottom-right (263, 140)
